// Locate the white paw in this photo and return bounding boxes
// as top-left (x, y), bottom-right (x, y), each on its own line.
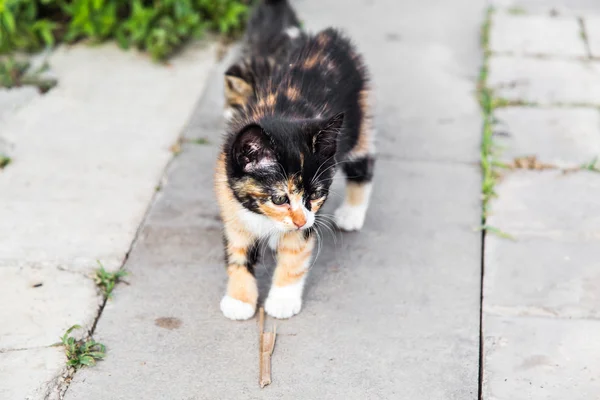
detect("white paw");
top-left (220, 295), bottom-right (256, 320)
top-left (285, 26), bottom-right (301, 39)
top-left (264, 282), bottom-right (304, 319)
top-left (334, 203), bottom-right (367, 231)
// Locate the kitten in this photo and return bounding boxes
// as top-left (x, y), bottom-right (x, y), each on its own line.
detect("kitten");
top-left (215, 17), bottom-right (375, 320)
top-left (223, 0), bottom-right (305, 120)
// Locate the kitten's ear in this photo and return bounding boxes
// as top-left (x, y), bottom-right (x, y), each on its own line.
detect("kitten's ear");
top-left (224, 65), bottom-right (253, 103)
top-left (232, 125), bottom-right (276, 173)
top-left (311, 113), bottom-right (344, 159)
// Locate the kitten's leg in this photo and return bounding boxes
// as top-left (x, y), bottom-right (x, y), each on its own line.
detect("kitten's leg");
top-left (265, 230), bottom-right (315, 319)
top-left (334, 155), bottom-right (375, 231)
top-left (220, 226), bottom-right (259, 320)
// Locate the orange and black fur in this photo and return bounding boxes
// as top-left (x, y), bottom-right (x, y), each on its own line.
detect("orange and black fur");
top-left (223, 0), bottom-right (304, 120)
top-left (216, 0), bottom-right (375, 320)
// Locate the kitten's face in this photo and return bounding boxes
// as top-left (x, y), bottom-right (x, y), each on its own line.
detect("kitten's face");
top-left (227, 115), bottom-right (343, 232)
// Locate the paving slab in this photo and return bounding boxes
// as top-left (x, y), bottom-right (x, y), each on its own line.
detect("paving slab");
top-left (490, 0), bottom-right (600, 15)
top-left (66, 148), bottom-right (481, 400)
top-left (488, 56), bottom-right (600, 105)
top-left (64, 0), bottom-right (484, 397)
top-left (0, 267), bottom-right (100, 350)
top-left (0, 87), bottom-right (40, 157)
top-left (0, 347), bottom-right (66, 400)
top-left (483, 4), bottom-right (600, 400)
top-left (0, 87), bottom-right (39, 123)
top-left (484, 234), bottom-right (600, 319)
top-left (487, 170), bottom-right (600, 235)
top-left (483, 315), bottom-right (600, 400)
top-left (585, 17), bottom-right (600, 58)
top-left (494, 107), bottom-right (600, 165)
top-left (0, 39), bottom-right (218, 398)
top-left (490, 13), bottom-right (586, 57)
top-left (0, 42), bottom-right (217, 273)
top-left (295, 0), bottom-right (483, 162)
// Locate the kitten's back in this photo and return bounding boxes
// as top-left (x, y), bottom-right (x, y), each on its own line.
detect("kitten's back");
top-left (243, 0), bottom-right (304, 58)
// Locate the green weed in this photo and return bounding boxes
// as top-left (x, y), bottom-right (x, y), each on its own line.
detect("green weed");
top-left (478, 8), bottom-right (495, 221)
top-left (94, 261), bottom-right (127, 298)
top-left (0, 0), bottom-right (249, 60)
top-left (190, 137), bottom-right (210, 145)
top-left (492, 97), bottom-right (537, 108)
top-left (0, 57), bottom-right (57, 91)
top-left (480, 225), bottom-right (516, 240)
top-left (0, 154), bottom-right (11, 169)
top-left (507, 7), bottom-right (527, 15)
top-left (60, 325), bottom-right (106, 369)
top-left (581, 156), bottom-right (600, 172)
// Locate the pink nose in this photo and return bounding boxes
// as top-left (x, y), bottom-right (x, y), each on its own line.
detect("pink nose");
top-left (292, 212), bottom-right (307, 228)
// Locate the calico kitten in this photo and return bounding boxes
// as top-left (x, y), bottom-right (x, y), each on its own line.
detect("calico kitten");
top-left (215, 19), bottom-right (375, 320)
top-left (223, 0), bottom-right (305, 120)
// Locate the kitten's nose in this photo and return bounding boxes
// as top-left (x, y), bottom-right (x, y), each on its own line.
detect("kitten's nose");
top-left (294, 220), bottom-right (306, 229)
top-left (291, 210), bottom-right (307, 229)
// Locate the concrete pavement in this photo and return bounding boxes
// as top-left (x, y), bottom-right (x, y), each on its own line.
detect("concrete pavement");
top-left (5, 0), bottom-right (599, 398)
top-left (0, 43), bottom-right (217, 399)
top-left (64, 0), bottom-right (485, 399)
top-left (483, 3), bottom-right (600, 399)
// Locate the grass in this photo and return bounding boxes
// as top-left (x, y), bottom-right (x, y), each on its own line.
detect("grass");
top-left (190, 137), bottom-right (210, 145)
top-left (507, 6), bottom-right (527, 15)
top-left (94, 261), bottom-right (128, 298)
top-left (0, 154), bottom-right (11, 169)
top-left (478, 7), bottom-right (496, 221)
top-left (60, 325), bottom-right (106, 369)
top-left (478, 7), bottom-right (516, 240)
top-left (492, 98), bottom-right (537, 108)
top-left (480, 225), bottom-right (516, 240)
top-left (581, 157), bottom-right (600, 172)
top-left (0, 57), bottom-right (57, 92)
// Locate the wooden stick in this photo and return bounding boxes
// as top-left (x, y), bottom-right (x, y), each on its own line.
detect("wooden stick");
top-left (258, 308), bottom-right (276, 388)
top-left (259, 307), bottom-right (265, 336)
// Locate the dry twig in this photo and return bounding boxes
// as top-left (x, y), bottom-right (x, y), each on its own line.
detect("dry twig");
top-left (258, 308), bottom-right (276, 388)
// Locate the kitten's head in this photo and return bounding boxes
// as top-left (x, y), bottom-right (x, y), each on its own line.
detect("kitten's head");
top-left (226, 113), bottom-right (344, 232)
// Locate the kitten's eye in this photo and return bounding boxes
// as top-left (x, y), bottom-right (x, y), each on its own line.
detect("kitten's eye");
top-left (309, 191), bottom-right (324, 200)
top-left (271, 195), bottom-right (288, 205)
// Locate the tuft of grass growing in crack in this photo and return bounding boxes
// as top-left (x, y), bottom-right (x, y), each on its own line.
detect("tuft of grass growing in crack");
top-left (577, 17), bottom-right (592, 59)
top-left (492, 98), bottom-right (537, 108)
top-left (190, 137), bottom-right (210, 145)
top-left (478, 7), bottom-right (514, 240)
top-left (0, 154), bottom-right (11, 169)
top-left (480, 225), bottom-right (516, 240)
top-left (581, 156), bottom-right (600, 172)
top-left (94, 261), bottom-right (128, 298)
top-left (478, 7), bottom-right (496, 220)
top-left (480, 7), bottom-right (493, 57)
top-left (507, 6), bottom-right (527, 15)
top-left (0, 57), bottom-right (57, 93)
top-left (60, 325), bottom-right (106, 369)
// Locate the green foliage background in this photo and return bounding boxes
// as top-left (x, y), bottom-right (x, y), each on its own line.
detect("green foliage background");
top-left (0, 0), bottom-right (249, 60)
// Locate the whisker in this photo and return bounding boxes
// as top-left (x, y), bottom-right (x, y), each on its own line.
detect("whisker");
top-left (311, 161), bottom-right (345, 186)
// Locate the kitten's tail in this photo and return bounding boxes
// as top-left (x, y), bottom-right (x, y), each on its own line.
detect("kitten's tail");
top-left (244, 0), bottom-right (304, 57)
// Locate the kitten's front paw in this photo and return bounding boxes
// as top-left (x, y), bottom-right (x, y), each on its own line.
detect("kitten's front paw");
top-left (220, 295), bottom-right (256, 320)
top-left (264, 285), bottom-right (303, 319)
top-left (334, 203), bottom-right (367, 231)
